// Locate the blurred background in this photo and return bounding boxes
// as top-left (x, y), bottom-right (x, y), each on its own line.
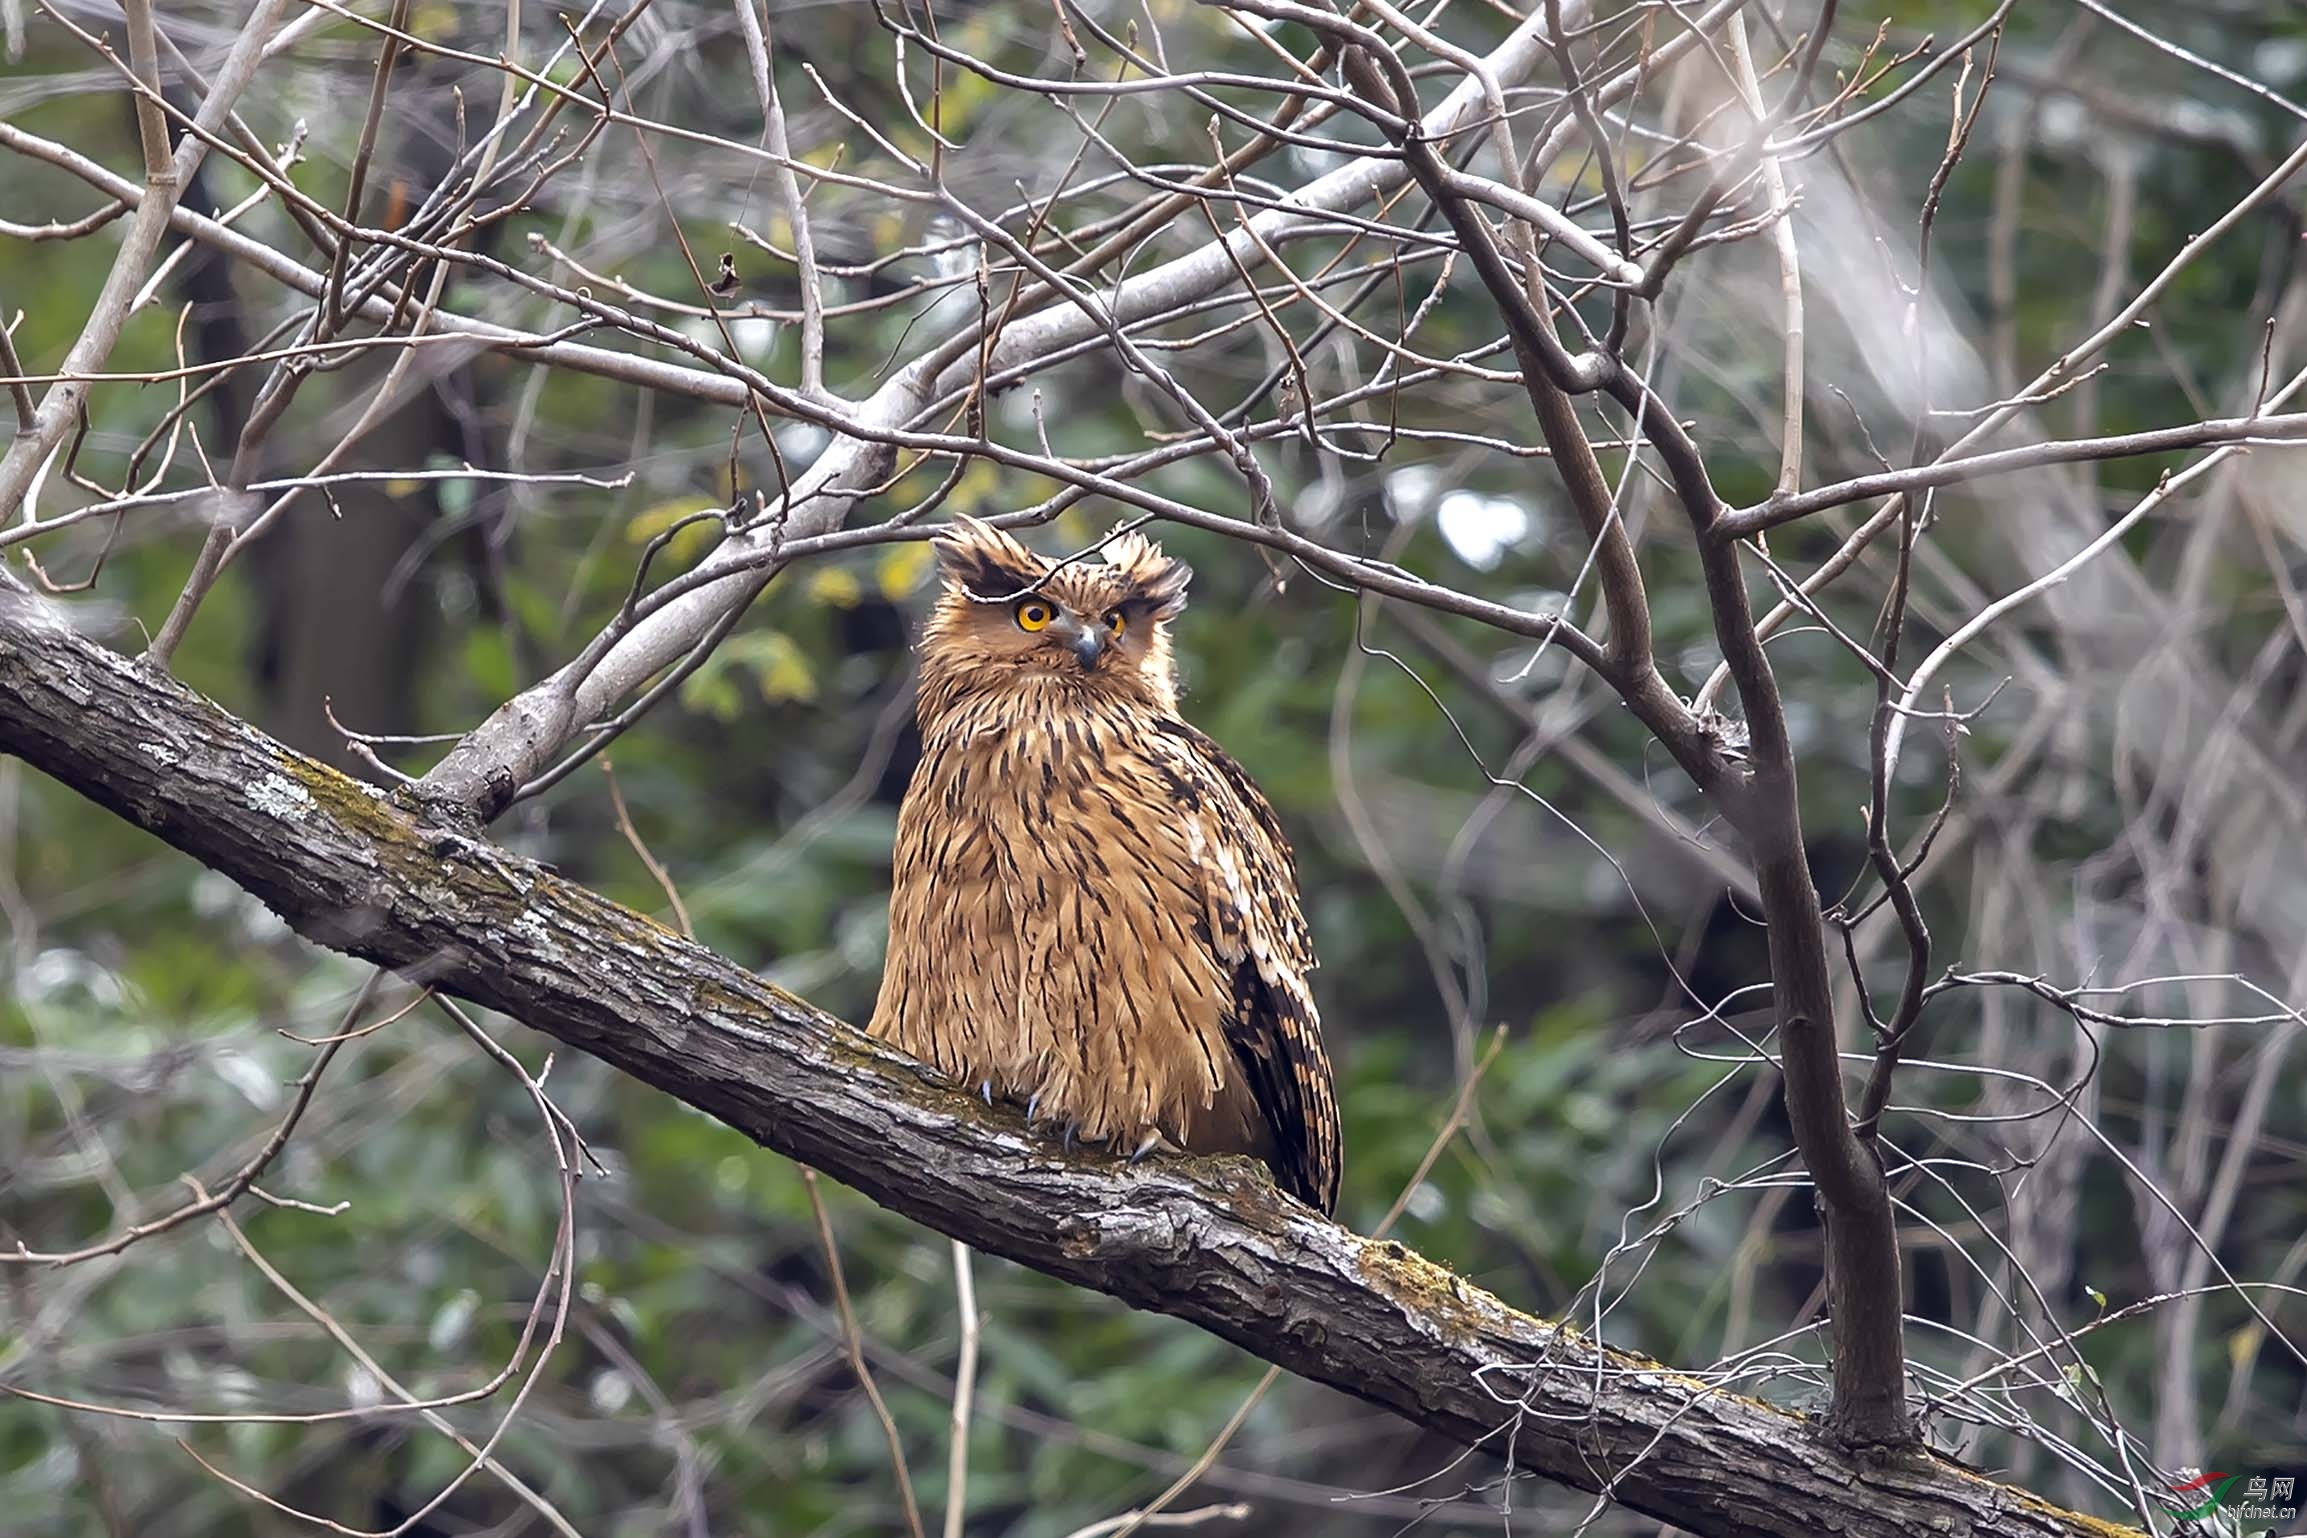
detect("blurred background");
top-left (4, 0), bottom-right (2306, 1532)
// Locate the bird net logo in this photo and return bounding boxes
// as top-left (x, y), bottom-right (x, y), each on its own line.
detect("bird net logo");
top-left (2167, 1470), bottom-right (2297, 1526)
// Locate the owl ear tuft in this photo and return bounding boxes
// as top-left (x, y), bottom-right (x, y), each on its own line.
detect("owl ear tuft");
top-left (934, 515), bottom-right (1047, 601)
top-left (1104, 528), bottom-right (1192, 619)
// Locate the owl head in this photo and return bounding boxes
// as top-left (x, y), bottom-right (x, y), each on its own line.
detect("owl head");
top-left (917, 515), bottom-right (1192, 713)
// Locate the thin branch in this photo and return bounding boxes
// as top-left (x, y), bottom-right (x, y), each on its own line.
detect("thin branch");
top-left (805, 1169), bottom-right (928, 1538)
top-left (3, 975), bottom-right (382, 1266)
top-left (0, 0), bottom-right (293, 518)
top-left (1725, 12), bottom-right (1804, 496)
top-left (602, 758), bottom-right (693, 938)
top-left (1716, 411), bottom-right (2307, 539)
top-left (1882, 366), bottom-right (2307, 778)
top-left (732, 0), bottom-right (825, 398)
top-left (0, 303), bottom-right (33, 430)
top-left (942, 1240), bottom-right (979, 1538)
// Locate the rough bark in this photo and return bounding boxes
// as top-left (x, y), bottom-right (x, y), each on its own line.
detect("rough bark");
top-left (0, 587), bottom-right (2142, 1538)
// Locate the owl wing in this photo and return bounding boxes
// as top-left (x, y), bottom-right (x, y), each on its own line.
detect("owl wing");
top-left (1152, 719), bottom-right (1341, 1215)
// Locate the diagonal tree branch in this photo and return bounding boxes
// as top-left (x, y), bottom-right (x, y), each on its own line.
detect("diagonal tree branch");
top-left (0, 585), bottom-right (2144, 1538)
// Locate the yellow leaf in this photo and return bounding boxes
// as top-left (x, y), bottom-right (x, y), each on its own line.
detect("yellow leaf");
top-left (882, 456), bottom-right (941, 508)
top-left (950, 459), bottom-right (1004, 515)
top-left (625, 496), bottom-right (723, 566)
top-left (679, 666), bottom-right (744, 723)
top-left (808, 566), bottom-right (864, 609)
top-left (754, 631), bottom-right (817, 704)
top-left (409, 3), bottom-right (458, 41)
top-left (876, 540), bottom-right (934, 600)
top-left (937, 70), bottom-right (995, 136)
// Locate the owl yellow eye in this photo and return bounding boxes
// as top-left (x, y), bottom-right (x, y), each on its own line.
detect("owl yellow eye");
top-left (1104, 610), bottom-right (1126, 637)
top-left (1014, 599), bottom-right (1053, 632)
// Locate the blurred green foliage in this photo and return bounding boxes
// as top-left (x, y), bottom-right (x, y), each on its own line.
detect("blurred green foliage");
top-left (6, 0), bottom-right (2307, 1533)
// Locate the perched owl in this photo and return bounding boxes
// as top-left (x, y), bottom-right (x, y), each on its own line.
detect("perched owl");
top-left (870, 516), bottom-right (1341, 1215)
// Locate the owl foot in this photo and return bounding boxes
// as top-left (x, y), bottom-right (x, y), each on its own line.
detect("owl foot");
top-left (1128, 1130), bottom-right (1167, 1163)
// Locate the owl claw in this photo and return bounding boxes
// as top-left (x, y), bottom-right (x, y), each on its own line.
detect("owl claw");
top-left (1062, 1122), bottom-right (1078, 1155)
top-left (980, 1080), bottom-right (993, 1106)
top-left (1129, 1131), bottom-right (1164, 1163)
top-left (1025, 1092), bottom-right (1042, 1124)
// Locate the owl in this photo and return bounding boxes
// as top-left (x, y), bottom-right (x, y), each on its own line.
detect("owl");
top-left (869, 516), bottom-right (1341, 1215)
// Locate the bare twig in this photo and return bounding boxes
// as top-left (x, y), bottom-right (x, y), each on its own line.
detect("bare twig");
top-left (732, 0), bottom-right (826, 399)
top-left (1725, 12), bottom-right (1804, 496)
top-left (0, 0), bottom-right (292, 518)
top-left (804, 1169), bottom-right (927, 1538)
top-left (942, 1240), bottom-right (979, 1538)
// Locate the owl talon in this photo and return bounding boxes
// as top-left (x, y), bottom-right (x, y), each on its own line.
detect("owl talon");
top-left (1062, 1122), bottom-right (1078, 1155)
top-left (1025, 1092), bottom-right (1042, 1124)
top-left (980, 1080), bottom-right (993, 1106)
top-left (1129, 1131), bottom-right (1164, 1163)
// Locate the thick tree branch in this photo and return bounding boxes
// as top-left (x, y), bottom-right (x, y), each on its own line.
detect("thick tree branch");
top-left (0, 591), bottom-right (2143, 1538)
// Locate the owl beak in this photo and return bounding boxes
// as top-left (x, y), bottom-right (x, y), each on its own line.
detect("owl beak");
top-left (1051, 611), bottom-right (1105, 670)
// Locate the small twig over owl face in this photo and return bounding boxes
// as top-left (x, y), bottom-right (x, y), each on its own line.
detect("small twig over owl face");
top-left (921, 516), bottom-right (1191, 707)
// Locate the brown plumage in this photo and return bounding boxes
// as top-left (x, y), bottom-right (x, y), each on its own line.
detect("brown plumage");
top-left (869, 517), bottom-right (1341, 1214)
